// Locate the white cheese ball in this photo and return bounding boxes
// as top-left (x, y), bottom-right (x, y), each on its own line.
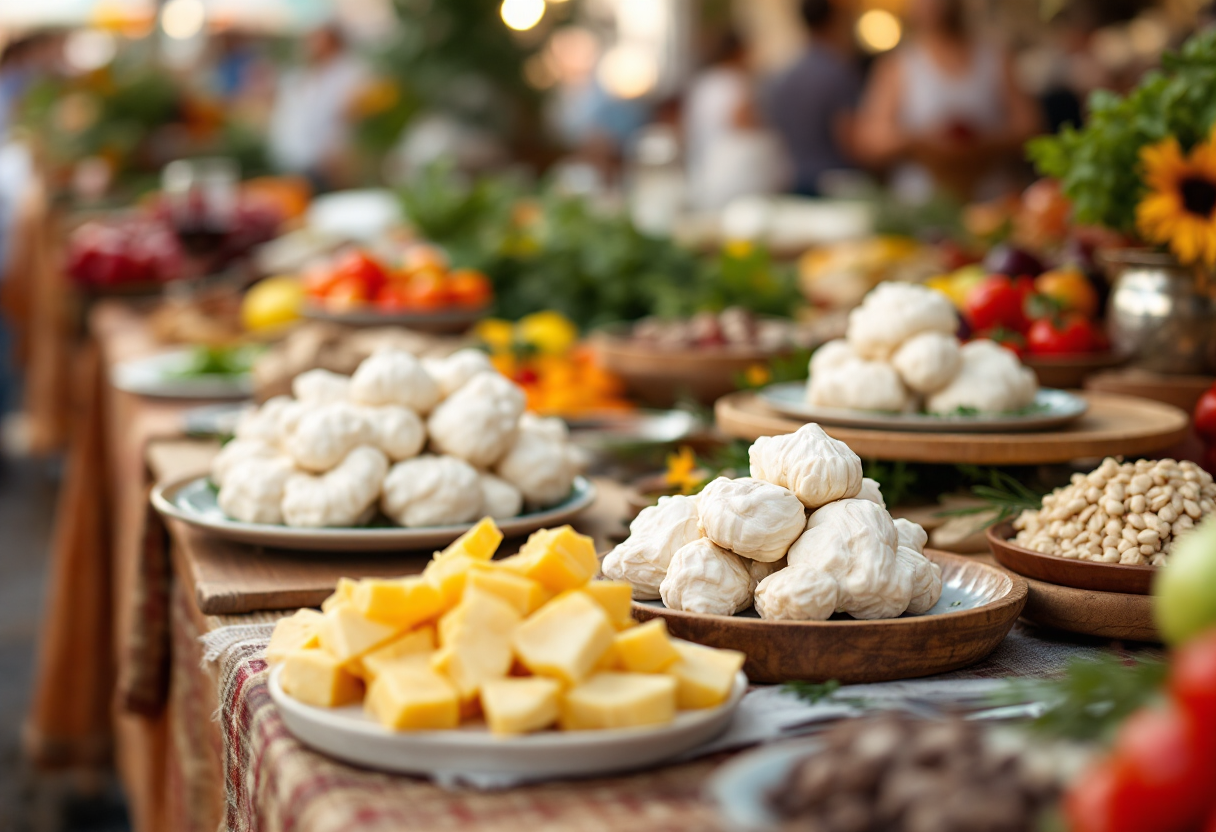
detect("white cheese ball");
top-left (281, 445), bottom-right (388, 528)
top-left (427, 372), bottom-right (526, 469)
top-left (809, 339), bottom-right (856, 376)
top-left (697, 477), bottom-right (806, 563)
top-left (495, 423), bottom-right (579, 510)
top-left (846, 282), bottom-right (959, 361)
top-left (358, 405), bottom-right (426, 462)
top-left (285, 403), bottom-right (375, 473)
top-left (601, 495), bottom-right (702, 600)
top-left (897, 545), bottom-right (943, 614)
top-left (926, 339), bottom-right (1038, 415)
top-left (789, 498), bottom-right (911, 620)
top-left (292, 368), bottom-right (351, 404)
top-left (422, 349), bottom-right (495, 398)
top-left (807, 357), bottom-right (911, 412)
top-left (211, 438), bottom-right (281, 489)
top-left (349, 349), bottom-right (442, 414)
top-left (234, 396), bottom-right (296, 445)
top-left (754, 565), bottom-right (841, 621)
top-left (380, 454), bottom-right (484, 528)
top-left (749, 423), bottom-right (864, 509)
top-left (891, 331), bottom-right (962, 394)
top-left (479, 473), bottom-right (523, 520)
top-left (659, 538), bottom-right (754, 616)
top-left (217, 456), bottom-right (295, 525)
top-left (856, 477), bottom-right (886, 508)
top-left (746, 557), bottom-right (786, 593)
top-left (895, 518), bottom-right (928, 553)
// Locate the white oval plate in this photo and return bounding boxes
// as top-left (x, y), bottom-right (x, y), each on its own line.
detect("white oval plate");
top-left (758, 382), bottom-right (1088, 433)
top-left (151, 475), bottom-right (597, 552)
top-left (270, 664), bottom-right (747, 779)
top-left (111, 349), bottom-right (254, 400)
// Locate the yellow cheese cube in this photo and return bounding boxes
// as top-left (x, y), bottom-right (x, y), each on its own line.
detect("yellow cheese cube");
top-left (438, 517), bottom-right (503, 561)
top-left (481, 677), bottom-right (561, 735)
top-left (321, 577), bottom-right (357, 612)
top-left (357, 626), bottom-right (437, 682)
top-left (279, 649), bottom-right (363, 708)
top-left (352, 577), bottom-right (443, 629)
top-left (466, 566), bottom-right (549, 616)
top-left (365, 661), bottom-right (459, 730)
top-left (266, 609), bottom-right (324, 665)
top-left (498, 526), bottom-right (599, 594)
top-left (612, 619), bottom-right (679, 673)
top-left (431, 588), bottom-right (521, 700)
top-left (423, 554), bottom-right (479, 609)
top-left (666, 640), bottom-right (745, 709)
top-left (582, 581), bottom-right (635, 627)
top-left (560, 672), bottom-right (676, 730)
top-left (318, 605), bottom-right (402, 664)
top-left (511, 591), bottom-right (615, 685)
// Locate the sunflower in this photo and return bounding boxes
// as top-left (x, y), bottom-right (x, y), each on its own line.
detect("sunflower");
top-left (1136, 132), bottom-right (1216, 267)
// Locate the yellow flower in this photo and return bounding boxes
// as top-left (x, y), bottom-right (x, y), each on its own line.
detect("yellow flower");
top-left (744, 364), bottom-right (772, 388)
top-left (724, 239), bottom-right (755, 258)
top-left (664, 446), bottom-right (704, 495)
top-left (1136, 133), bottom-right (1216, 267)
top-left (517, 311), bottom-right (579, 356)
top-left (475, 318), bottom-right (516, 353)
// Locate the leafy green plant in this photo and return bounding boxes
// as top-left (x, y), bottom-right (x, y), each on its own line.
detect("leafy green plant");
top-left (1028, 29), bottom-right (1216, 234)
top-left (938, 466), bottom-right (1046, 529)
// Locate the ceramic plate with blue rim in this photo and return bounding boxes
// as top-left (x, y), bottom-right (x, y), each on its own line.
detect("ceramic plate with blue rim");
top-left (111, 349), bottom-right (254, 400)
top-left (151, 475), bottom-right (596, 552)
top-left (758, 382), bottom-right (1088, 433)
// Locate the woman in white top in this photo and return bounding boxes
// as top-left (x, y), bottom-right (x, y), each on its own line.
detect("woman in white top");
top-left (853, 0), bottom-right (1040, 202)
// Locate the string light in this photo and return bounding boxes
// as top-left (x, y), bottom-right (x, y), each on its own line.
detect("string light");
top-left (856, 9), bottom-right (902, 53)
top-left (500, 0), bottom-right (545, 32)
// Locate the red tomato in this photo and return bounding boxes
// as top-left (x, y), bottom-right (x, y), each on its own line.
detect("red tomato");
top-left (965, 275), bottom-right (1036, 332)
top-left (1027, 316), bottom-right (1099, 356)
top-left (1107, 705), bottom-right (1216, 832)
top-left (324, 276), bottom-right (369, 311)
top-left (374, 284), bottom-right (412, 312)
top-left (1035, 268), bottom-right (1100, 317)
top-left (331, 249), bottom-right (388, 297)
top-left (302, 263), bottom-right (338, 298)
top-left (399, 272), bottom-right (451, 310)
top-left (1170, 629), bottom-right (1216, 737)
top-left (447, 269), bottom-right (493, 308)
top-left (1065, 762), bottom-right (1129, 832)
top-left (975, 328), bottom-right (1027, 359)
top-left (1193, 386), bottom-right (1216, 441)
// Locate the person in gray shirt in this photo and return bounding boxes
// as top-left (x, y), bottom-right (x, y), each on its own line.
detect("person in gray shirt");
top-left (766, 0), bottom-right (863, 197)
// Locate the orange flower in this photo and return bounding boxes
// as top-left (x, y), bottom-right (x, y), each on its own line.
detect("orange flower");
top-left (664, 446), bottom-right (704, 495)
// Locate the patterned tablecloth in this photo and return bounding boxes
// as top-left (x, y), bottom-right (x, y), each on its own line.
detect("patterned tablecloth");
top-left (200, 610), bottom-right (1162, 832)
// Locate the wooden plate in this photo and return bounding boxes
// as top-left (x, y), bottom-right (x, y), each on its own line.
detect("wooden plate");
top-left (987, 522), bottom-right (1154, 595)
top-left (1024, 352), bottom-right (1129, 390)
top-left (759, 382), bottom-right (1088, 433)
top-left (593, 333), bottom-right (787, 407)
top-left (715, 390), bottom-right (1190, 464)
top-left (1021, 575), bottom-right (1159, 643)
top-left (633, 551), bottom-right (1027, 684)
top-left (1086, 368), bottom-right (1216, 413)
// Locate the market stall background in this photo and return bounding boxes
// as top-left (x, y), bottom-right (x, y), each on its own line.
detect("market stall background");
top-left (3, 0), bottom-right (1216, 831)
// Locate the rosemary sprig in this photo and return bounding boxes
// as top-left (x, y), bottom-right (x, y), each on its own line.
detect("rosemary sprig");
top-left (937, 469), bottom-right (1044, 529)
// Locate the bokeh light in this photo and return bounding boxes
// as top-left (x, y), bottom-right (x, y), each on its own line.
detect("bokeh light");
top-left (65, 29), bottom-right (119, 72)
top-left (597, 43), bottom-right (658, 99)
top-left (500, 0), bottom-right (545, 32)
top-left (161, 0), bottom-right (206, 39)
top-left (856, 9), bottom-right (902, 54)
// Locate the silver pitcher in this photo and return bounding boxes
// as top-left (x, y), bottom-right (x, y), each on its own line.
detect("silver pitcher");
top-left (1105, 249), bottom-right (1216, 374)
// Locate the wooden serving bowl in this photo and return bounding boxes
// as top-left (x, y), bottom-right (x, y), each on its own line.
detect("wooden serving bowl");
top-left (1023, 351), bottom-right (1128, 390)
top-left (987, 522), bottom-right (1154, 596)
top-left (633, 551), bottom-right (1026, 684)
top-left (592, 333), bottom-right (788, 407)
top-left (1021, 576), bottom-right (1159, 642)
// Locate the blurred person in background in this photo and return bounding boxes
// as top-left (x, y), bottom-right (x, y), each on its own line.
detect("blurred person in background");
top-left (852, 0), bottom-right (1041, 202)
top-left (684, 31), bottom-right (785, 210)
top-left (765, 0), bottom-right (863, 197)
top-left (268, 25), bottom-right (368, 191)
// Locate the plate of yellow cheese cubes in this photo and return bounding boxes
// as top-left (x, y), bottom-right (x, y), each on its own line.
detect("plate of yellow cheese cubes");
top-left (267, 519), bottom-right (748, 779)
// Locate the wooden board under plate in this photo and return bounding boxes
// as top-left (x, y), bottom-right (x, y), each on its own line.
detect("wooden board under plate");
top-left (1021, 575), bottom-right (1159, 643)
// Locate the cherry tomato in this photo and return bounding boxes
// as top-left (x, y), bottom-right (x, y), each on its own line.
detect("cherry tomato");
top-left (1027, 315), bottom-right (1099, 356)
top-left (399, 272), bottom-right (451, 310)
top-left (447, 269), bottom-right (493, 308)
top-left (1170, 628), bottom-right (1216, 737)
top-left (374, 284), bottom-right (413, 312)
top-left (1035, 268), bottom-right (1100, 317)
top-left (331, 249), bottom-right (388, 297)
top-left (324, 276), bottom-right (369, 311)
top-left (965, 274), bottom-right (1036, 333)
top-left (1193, 386), bottom-right (1216, 442)
top-left (975, 327), bottom-right (1027, 359)
top-left (1065, 761), bottom-right (1128, 832)
top-left (1107, 705), bottom-right (1216, 832)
